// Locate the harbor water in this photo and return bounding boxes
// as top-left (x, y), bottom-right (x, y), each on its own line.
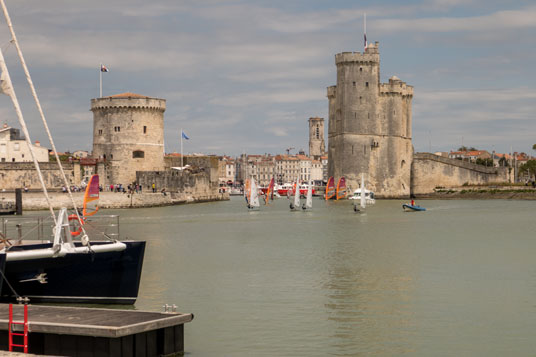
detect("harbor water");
top-left (108, 197), bottom-right (536, 356)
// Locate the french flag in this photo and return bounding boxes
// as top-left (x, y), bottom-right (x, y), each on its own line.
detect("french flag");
top-left (364, 33), bottom-right (367, 51)
top-left (100, 64), bottom-right (109, 72)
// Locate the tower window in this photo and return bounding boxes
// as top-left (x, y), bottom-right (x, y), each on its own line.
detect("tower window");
top-left (133, 150), bottom-right (145, 158)
top-left (143, 126), bottom-right (147, 134)
top-left (365, 82), bottom-right (369, 88)
top-left (352, 81), bottom-right (356, 87)
top-left (114, 126), bottom-right (121, 132)
top-left (359, 96), bottom-right (362, 104)
top-left (360, 67), bottom-right (363, 72)
top-left (98, 129), bottom-right (103, 135)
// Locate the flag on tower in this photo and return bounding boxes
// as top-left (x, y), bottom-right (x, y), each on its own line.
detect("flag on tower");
top-left (100, 64), bottom-right (109, 72)
top-left (364, 33), bottom-right (367, 51)
top-left (181, 130), bottom-right (190, 140)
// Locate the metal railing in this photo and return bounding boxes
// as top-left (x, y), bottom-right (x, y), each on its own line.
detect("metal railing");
top-left (0, 214), bottom-right (120, 244)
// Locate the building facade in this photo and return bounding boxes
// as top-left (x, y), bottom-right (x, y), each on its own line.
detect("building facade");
top-left (327, 42), bottom-right (413, 197)
top-left (91, 92), bottom-right (166, 185)
top-left (0, 125), bottom-right (48, 163)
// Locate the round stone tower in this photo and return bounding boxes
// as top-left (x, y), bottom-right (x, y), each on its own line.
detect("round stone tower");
top-left (327, 42), bottom-right (413, 198)
top-left (308, 117), bottom-right (325, 159)
top-left (91, 92), bottom-right (166, 186)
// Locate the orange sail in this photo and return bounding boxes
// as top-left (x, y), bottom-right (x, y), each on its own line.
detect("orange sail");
top-left (244, 179), bottom-right (251, 203)
top-left (83, 174), bottom-right (100, 217)
top-left (336, 176), bottom-right (347, 200)
top-left (265, 177), bottom-right (275, 204)
top-left (325, 176), bottom-right (335, 200)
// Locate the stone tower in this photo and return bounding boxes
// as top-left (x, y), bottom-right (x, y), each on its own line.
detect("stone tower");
top-left (327, 42), bottom-right (413, 198)
top-left (308, 117), bottom-right (325, 159)
top-left (91, 92), bottom-right (166, 185)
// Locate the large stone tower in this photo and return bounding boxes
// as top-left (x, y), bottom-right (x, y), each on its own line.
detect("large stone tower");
top-left (308, 117), bottom-right (325, 159)
top-left (327, 42), bottom-right (413, 198)
top-left (91, 92), bottom-right (166, 185)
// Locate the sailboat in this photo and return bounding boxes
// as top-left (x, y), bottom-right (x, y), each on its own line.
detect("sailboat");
top-left (247, 178), bottom-right (260, 210)
top-left (0, 2), bottom-right (144, 304)
top-left (289, 181), bottom-right (301, 210)
top-left (302, 180), bottom-right (313, 210)
top-left (354, 174), bottom-right (367, 212)
top-left (336, 177), bottom-right (347, 200)
top-left (325, 176), bottom-right (335, 200)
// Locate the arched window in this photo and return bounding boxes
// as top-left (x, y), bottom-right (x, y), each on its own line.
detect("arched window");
top-left (133, 150), bottom-right (145, 159)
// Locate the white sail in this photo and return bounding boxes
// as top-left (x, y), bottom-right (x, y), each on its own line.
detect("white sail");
top-left (360, 174), bottom-right (366, 209)
top-left (305, 180), bottom-right (313, 209)
top-left (293, 182), bottom-right (301, 208)
top-left (250, 178), bottom-right (260, 208)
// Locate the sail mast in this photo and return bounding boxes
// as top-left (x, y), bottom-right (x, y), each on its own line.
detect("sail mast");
top-left (0, 49), bottom-right (56, 222)
top-left (0, 0), bottom-right (86, 230)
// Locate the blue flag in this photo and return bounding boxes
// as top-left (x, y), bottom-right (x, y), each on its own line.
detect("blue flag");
top-left (181, 131), bottom-right (189, 140)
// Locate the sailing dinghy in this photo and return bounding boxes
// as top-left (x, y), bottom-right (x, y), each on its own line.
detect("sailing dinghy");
top-left (302, 180), bottom-right (313, 210)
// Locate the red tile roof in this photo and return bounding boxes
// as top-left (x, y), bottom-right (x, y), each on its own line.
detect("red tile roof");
top-left (107, 92), bottom-right (150, 99)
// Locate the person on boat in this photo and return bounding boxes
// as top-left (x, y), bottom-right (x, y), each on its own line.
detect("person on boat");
top-left (411, 199), bottom-right (415, 206)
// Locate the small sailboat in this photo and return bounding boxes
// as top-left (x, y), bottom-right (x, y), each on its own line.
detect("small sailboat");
top-left (336, 177), bottom-right (347, 200)
top-left (354, 174), bottom-right (367, 212)
top-left (325, 176), bottom-right (335, 200)
top-left (247, 178), bottom-right (260, 210)
top-left (290, 181), bottom-right (301, 210)
top-left (302, 180), bottom-right (313, 210)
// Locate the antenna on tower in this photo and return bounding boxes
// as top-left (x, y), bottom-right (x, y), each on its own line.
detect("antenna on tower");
top-left (363, 13), bottom-right (367, 51)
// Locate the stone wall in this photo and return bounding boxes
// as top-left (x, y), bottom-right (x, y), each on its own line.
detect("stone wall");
top-left (0, 162), bottom-right (79, 189)
top-left (411, 153), bottom-right (509, 194)
top-left (136, 169), bottom-right (221, 202)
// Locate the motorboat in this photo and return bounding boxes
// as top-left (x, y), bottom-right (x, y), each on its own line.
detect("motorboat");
top-left (348, 188), bottom-right (376, 204)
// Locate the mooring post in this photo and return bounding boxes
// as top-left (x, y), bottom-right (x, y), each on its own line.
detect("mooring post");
top-left (15, 188), bottom-right (22, 215)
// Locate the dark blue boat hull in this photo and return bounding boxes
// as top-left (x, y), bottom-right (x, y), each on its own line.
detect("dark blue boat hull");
top-left (0, 241), bottom-right (145, 304)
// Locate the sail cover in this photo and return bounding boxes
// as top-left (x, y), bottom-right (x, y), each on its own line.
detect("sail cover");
top-left (83, 174), bottom-right (99, 217)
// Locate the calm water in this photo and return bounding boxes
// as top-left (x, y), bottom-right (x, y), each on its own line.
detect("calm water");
top-left (105, 197), bottom-right (536, 356)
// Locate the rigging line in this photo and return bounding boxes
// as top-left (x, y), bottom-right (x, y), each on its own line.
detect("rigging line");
top-left (0, 0), bottom-right (90, 241)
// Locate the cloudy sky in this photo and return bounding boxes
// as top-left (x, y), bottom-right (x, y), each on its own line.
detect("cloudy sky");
top-left (0, 0), bottom-right (534, 156)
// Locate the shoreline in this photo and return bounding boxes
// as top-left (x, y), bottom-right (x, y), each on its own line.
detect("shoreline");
top-left (0, 191), bottom-right (229, 211)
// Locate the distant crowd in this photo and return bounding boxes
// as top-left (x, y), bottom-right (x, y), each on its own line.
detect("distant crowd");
top-left (61, 182), bottom-right (167, 196)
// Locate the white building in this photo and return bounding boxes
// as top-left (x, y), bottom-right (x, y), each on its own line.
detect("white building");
top-left (0, 125), bottom-right (49, 162)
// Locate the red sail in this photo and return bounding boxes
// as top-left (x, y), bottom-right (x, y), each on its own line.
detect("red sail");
top-left (336, 177), bottom-right (347, 200)
top-left (83, 175), bottom-right (100, 217)
top-left (325, 176), bottom-right (335, 200)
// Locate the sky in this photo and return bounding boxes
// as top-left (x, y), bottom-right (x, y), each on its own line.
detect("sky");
top-left (0, 0), bottom-right (534, 156)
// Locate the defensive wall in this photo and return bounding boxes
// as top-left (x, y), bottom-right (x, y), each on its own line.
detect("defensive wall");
top-left (411, 153), bottom-right (509, 195)
top-left (0, 162), bottom-right (81, 190)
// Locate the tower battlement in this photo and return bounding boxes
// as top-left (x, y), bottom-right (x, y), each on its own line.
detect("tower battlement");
top-left (380, 77), bottom-right (414, 97)
top-left (335, 42), bottom-right (380, 65)
top-left (91, 93), bottom-right (166, 112)
top-left (326, 86), bottom-right (336, 98)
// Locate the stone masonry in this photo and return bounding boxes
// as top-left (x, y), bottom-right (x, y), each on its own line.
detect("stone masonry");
top-left (327, 42), bottom-right (413, 198)
top-left (308, 117), bottom-right (325, 159)
top-left (91, 93), bottom-right (166, 186)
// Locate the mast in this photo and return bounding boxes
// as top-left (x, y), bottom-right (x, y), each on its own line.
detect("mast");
top-left (0, 0), bottom-right (87, 233)
top-left (0, 49), bottom-right (56, 222)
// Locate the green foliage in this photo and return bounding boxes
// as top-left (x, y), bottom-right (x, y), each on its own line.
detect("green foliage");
top-left (498, 157), bottom-right (509, 167)
top-left (532, 144), bottom-right (536, 151)
top-left (457, 146), bottom-right (477, 152)
top-left (475, 158), bottom-right (493, 166)
top-left (519, 160), bottom-right (536, 179)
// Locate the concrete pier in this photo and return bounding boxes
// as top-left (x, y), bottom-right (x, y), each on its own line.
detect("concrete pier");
top-left (0, 304), bottom-right (193, 356)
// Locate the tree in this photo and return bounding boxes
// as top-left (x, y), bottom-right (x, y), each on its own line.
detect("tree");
top-left (498, 157), bottom-right (509, 167)
top-left (457, 146), bottom-right (477, 152)
top-left (518, 160), bottom-right (536, 181)
top-left (475, 158), bottom-right (493, 167)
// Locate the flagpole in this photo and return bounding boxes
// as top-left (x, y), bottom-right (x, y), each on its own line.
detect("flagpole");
top-left (99, 63), bottom-right (102, 98)
top-left (364, 13), bottom-right (367, 51)
top-left (180, 129), bottom-right (183, 168)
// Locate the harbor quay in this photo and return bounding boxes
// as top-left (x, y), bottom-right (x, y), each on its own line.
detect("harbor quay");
top-left (0, 190), bottom-right (229, 211)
